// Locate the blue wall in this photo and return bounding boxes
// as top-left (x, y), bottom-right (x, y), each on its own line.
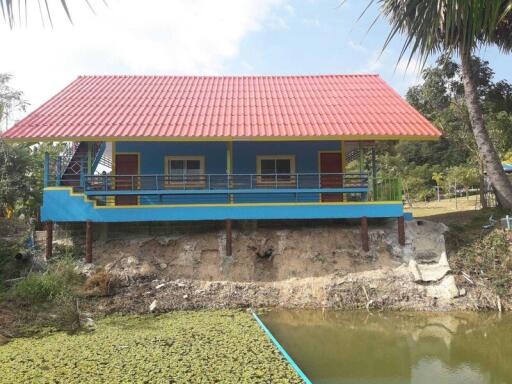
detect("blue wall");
top-left (115, 141), bottom-right (343, 204)
top-left (233, 141), bottom-right (341, 203)
top-left (116, 141), bottom-right (229, 204)
top-left (42, 188), bottom-right (404, 222)
top-left (232, 141), bottom-right (341, 173)
top-left (116, 141), bottom-right (228, 174)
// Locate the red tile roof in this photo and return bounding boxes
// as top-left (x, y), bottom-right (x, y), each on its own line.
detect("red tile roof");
top-left (2, 75), bottom-right (441, 141)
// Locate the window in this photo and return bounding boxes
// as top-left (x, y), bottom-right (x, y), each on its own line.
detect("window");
top-left (256, 155), bottom-right (295, 183)
top-left (165, 156), bottom-right (205, 185)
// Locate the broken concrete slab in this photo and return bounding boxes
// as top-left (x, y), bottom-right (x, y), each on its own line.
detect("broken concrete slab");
top-left (425, 275), bottom-right (460, 300)
top-left (409, 252), bottom-right (451, 283)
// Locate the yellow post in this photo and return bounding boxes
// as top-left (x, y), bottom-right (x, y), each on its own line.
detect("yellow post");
top-left (108, 141), bottom-right (116, 206)
top-left (227, 141), bottom-right (233, 203)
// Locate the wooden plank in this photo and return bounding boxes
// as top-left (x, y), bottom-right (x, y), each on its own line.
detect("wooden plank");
top-left (45, 221), bottom-right (53, 260)
top-left (85, 220), bottom-right (93, 263)
top-left (361, 216), bottom-right (369, 252)
top-left (398, 216), bottom-right (405, 246)
top-left (226, 219), bottom-right (232, 256)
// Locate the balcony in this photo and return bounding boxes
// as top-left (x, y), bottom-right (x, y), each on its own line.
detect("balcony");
top-left (79, 173), bottom-right (401, 206)
top-left (43, 154), bottom-right (404, 222)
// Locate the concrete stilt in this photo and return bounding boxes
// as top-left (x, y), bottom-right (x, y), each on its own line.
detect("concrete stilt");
top-left (45, 221), bottom-right (53, 260)
top-left (361, 216), bottom-right (369, 252)
top-left (85, 220), bottom-right (93, 263)
top-left (398, 216), bottom-right (405, 246)
top-left (226, 219), bottom-right (232, 256)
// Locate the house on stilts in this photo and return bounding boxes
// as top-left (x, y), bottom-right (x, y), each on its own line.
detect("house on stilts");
top-left (1, 75), bottom-right (441, 261)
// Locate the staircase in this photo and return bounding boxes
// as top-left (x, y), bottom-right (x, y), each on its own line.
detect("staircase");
top-left (60, 142), bottom-right (107, 189)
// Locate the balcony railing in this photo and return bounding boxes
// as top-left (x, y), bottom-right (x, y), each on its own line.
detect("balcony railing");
top-left (83, 173), bottom-right (367, 192)
top-left (56, 173), bottom-right (401, 206)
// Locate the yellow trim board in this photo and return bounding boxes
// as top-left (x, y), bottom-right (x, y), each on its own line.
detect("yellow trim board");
top-left (164, 155), bottom-right (206, 188)
top-left (4, 134), bottom-right (440, 143)
top-left (94, 200), bottom-right (402, 209)
top-left (256, 155), bottom-right (296, 174)
top-left (44, 186), bottom-right (401, 209)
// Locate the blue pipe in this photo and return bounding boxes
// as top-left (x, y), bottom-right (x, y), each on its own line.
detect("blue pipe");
top-left (252, 311), bottom-right (313, 384)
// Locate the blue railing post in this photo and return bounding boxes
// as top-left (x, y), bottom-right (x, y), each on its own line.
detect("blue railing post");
top-left (43, 152), bottom-right (49, 187)
top-left (56, 156), bottom-right (62, 186)
top-left (80, 158), bottom-right (86, 189)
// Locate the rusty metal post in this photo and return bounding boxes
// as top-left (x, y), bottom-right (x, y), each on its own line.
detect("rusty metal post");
top-left (361, 216), bottom-right (369, 252)
top-left (398, 216), bottom-right (405, 246)
top-left (226, 219), bottom-right (232, 256)
top-left (85, 220), bottom-right (93, 263)
top-left (45, 221), bottom-right (53, 260)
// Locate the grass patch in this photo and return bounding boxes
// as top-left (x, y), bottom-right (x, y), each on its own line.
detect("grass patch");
top-left (0, 310), bottom-right (302, 384)
top-left (2, 256), bottom-right (86, 335)
top-left (11, 257), bottom-right (83, 305)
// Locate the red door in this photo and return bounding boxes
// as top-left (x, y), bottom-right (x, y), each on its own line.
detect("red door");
top-left (115, 154), bottom-right (139, 206)
top-left (320, 152), bottom-right (342, 202)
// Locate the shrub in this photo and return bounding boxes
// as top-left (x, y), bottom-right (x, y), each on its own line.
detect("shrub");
top-left (52, 294), bottom-right (81, 332)
top-left (451, 229), bottom-right (512, 297)
top-left (13, 273), bottom-right (67, 304)
top-left (82, 270), bottom-right (117, 297)
top-left (11, 257), bottom-right (83, 305)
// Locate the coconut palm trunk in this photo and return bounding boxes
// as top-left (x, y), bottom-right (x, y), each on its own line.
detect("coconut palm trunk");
top-left (460, 51), bottom-right (512, 209)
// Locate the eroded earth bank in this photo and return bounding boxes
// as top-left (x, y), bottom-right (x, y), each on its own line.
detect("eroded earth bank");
top-left (62, 219), bottom-right (501, 314)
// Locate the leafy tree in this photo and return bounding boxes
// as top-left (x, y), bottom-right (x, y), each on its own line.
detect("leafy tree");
top-left (379, 56), bottom-right (512, 206)
top-left (366, 0), bottom-right (512, 208)
top-left (0, 75), bottom-right (64, 218)
top-left (0, 74), bottom-right (27, 130)
top-left (445, 165), bottom-right (479, 198)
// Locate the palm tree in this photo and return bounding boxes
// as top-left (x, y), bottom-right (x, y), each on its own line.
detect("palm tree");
top-left (1, 0), bottom-right (80, 28)
top-left (367, 0), bottom-right (512, 208)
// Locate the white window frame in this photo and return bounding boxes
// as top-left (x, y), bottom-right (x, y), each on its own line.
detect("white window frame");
top-left (164, 156), bottom-right (205, 187)
top-left (256, 155), bottom-right (296, 185)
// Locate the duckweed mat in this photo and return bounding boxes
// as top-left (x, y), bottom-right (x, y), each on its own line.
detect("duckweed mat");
top-left (0, 310), bottom-right (302, 384)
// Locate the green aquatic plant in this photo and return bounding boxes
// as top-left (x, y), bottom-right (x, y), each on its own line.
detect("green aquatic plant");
top-left (0, 310), bottom-right (301, 384)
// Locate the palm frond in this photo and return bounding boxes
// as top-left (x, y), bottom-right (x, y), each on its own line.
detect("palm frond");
top-left (0, 0), bottom-right (98, 28)
top-left (364, 0), bottom-right (512, 70)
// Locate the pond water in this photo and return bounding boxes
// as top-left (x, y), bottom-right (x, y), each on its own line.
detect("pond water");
top-left (261, 311), bottom-right (512, 384)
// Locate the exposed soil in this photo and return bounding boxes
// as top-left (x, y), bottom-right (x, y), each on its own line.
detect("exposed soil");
top-left (74, 219), bottom-right (495, 315)
top-left (90, 219), bottom-right (445, 283)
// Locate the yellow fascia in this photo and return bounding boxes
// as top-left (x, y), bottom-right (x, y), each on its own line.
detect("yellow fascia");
top-left (44, 187), bottom-right (401, 209)
top-left (6, 134), bottom-right (440, 143)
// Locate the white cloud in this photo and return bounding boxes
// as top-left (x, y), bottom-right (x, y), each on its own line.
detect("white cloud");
top-left (302, 18), bottom-right (321, 27)
top-left (347, 40), bottom-right (367, 53)
top-left (0, 0), bottom-right (286, 114)
top-left (396, 56), bottom-right (423, 86)
top-left (363, 49), bottom-right (391, 72)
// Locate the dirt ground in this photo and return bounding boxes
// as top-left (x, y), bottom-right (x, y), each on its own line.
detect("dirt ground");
top-left (83, 266), bottom-right (496, 317)
top-left (75, 219), bottom-right (493, 315)
top-left (91, 222), bottom-right (405, 283)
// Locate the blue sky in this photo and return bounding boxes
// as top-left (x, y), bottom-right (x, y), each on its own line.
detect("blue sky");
top-left (224, 0), bottom-right (512, 94)
top-left (1, 0), bottom-right (510, 120)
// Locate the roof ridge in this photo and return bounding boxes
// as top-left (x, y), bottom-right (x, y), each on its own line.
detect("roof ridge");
top-left (77, 74), bottom-right (381, 79)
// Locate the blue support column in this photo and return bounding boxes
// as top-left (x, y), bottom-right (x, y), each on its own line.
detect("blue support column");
top-left (56, 156), bottom-right (62, 186)
top-left (80, 158), bottom-right (86, 189)
top-left (43, 152), bottom-right (49, 187)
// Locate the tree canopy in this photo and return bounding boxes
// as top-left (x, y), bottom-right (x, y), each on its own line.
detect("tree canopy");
top-left (377, 56), bottom-right (512, 203)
